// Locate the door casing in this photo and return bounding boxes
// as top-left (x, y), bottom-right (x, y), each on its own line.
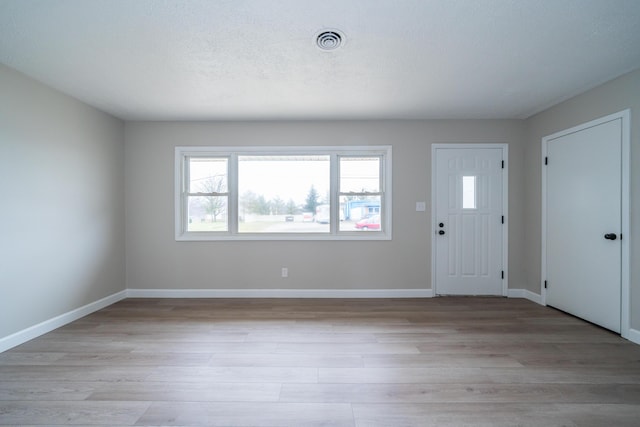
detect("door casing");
top-left (431, 143), bottom-right (509, 296)
top-left (541, 109), bottom-right (630, 339)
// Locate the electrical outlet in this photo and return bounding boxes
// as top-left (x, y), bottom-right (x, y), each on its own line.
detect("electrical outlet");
top-left (416, 201), bottom-right (426, 212)
top-left (281, 267), bottom-right (288, 278)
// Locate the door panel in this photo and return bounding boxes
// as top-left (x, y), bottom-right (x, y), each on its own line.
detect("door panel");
top-left (545, 119), bottom-right (622, 333)
top-left (434, 147), bottom-right (504, 295)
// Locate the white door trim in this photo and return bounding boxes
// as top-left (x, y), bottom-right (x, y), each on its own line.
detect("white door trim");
top-left (541, 109), bottom-right (630, 339)
top-left (431, 143), bottom-right (509, 296)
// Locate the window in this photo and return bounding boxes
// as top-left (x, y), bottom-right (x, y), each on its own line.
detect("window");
top-left (462, 175), bottom-right (476, 209)
top-left (185, 157), bottom-right (229, 232)
top-left (238, 155), bottom-right (330, 233)
top-left (339, 156), bottom-right (382, 232)
top-left (175, 146), bottom-right (392, 240)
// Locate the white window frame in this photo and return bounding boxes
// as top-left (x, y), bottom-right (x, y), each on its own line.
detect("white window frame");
top-left (175, 145), bottom-right (392, 241)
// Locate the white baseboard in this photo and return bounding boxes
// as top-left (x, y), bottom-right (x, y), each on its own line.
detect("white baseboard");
top-left (127, 288), bottom-right (434, 299)
top-left (0, 290), bottom-right (128, 353)
top-left (507, 288), bottom-right (543, 305)
top-left (627, 328), bottom-right (640, 345)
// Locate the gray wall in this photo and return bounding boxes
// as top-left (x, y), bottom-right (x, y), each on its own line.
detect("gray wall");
top-left (125, 120), bottom-right (526, 292)
top-left (525, 68), bottom-right (640, 329)
top-left (0, 64), bottom-right (126, 338)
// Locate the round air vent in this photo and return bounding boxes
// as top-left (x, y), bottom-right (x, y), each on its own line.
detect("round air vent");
top-left (316, 30), bottom-right (343, 51)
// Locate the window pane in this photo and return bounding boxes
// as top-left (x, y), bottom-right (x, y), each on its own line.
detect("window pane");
top-left (462, 175), bottom-right (476, 209)
top-left (238, 155), bottom-right (330, 233)
top-left (340, 157), bottom-right (380, 193)
top-left (339, 195), bottom-right (382, 232)
top-left (187, 196), bottom-right (228, 231)
top-left (189, 158), bottom-right (228, 193)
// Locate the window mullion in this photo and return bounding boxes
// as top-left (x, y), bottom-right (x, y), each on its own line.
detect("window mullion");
top-left (339, 192), bottom-right (382, 197)
top-left (330, 153), bottom-right (339, 235)
top-left (379, 154), bottom-right (384, 193)
top-left (379, 155), bottom-right (384, 230)
top-left (182, 155), bottom-right (190, 235)
top-left (187, 192), bottom-right (229, 197)
top-left (228, 154), bottom-right (238, 234)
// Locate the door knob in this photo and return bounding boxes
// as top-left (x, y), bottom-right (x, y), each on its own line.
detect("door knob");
top-left (604, 233), bottom-right (618, 240)
top-left (438, 230), bottom-right (445, 235)
top-left (438, 223), bottom-right (444, 228)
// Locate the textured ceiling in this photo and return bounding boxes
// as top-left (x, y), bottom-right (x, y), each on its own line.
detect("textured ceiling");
top-left (1, 0), bottom-right (640, 121)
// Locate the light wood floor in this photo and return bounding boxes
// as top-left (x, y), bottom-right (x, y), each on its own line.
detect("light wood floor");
top-left (1, 297), bottom-right (640, 426)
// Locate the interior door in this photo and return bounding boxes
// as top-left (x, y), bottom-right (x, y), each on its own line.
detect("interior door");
top-left (545, 118), bottom-right (622, 333)
top-left (434, 146), bottom-right (504, 295)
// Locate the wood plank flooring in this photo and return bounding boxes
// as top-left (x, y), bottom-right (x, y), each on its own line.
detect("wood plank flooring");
top-left (1, 297), bottom-right (640, 426)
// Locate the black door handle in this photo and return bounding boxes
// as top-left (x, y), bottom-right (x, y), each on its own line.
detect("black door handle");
top-left (438, 230), bottom-right (445, 235)
top-left (604, 233), bottom-right (617, 241)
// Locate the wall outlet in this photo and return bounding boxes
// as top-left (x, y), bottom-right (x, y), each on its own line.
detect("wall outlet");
top-left (416, 201), bottom-right (426, 212)
top-left (281, 267), bottom-right (288, 278)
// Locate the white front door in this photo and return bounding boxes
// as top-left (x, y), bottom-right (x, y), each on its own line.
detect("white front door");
top-left (433, 145), bottom-right (506, 295)
top-left (544, 116), bottom-right (623, 333)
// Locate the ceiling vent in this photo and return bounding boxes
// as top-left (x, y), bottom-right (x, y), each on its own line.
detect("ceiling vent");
top-left (316, 30), bottom-right (343, 51)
